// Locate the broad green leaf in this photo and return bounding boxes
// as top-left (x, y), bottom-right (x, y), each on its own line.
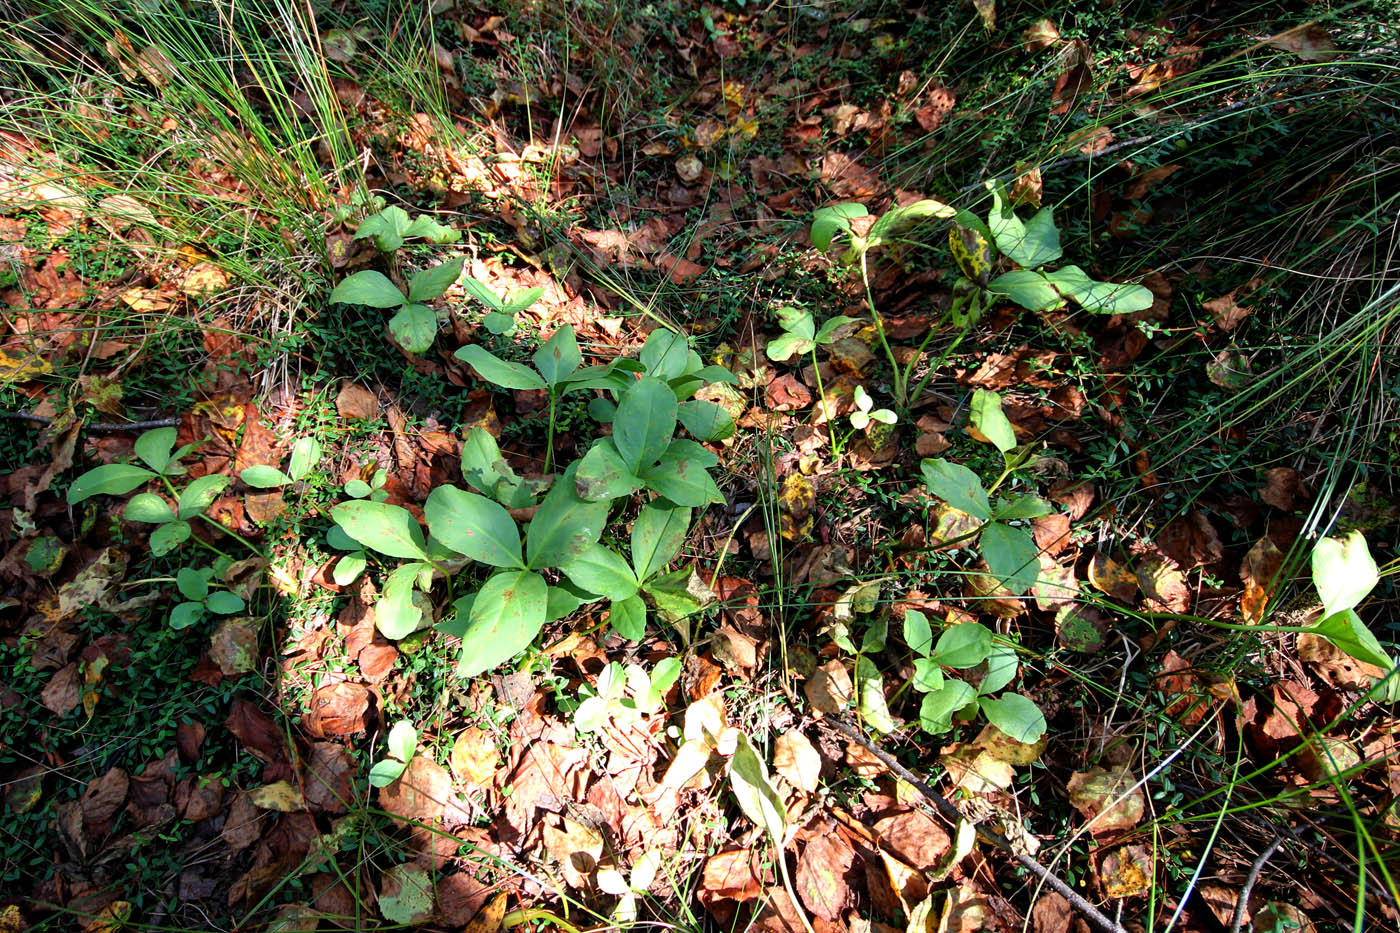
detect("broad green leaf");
top-left (970, 389), bottom-right (1017, 453)
top-left (526, 464), bottom-right (609, 569)
top-left (920, 681), bottom-right (976, 733)
top-left (389, 304), bottom-right (438, 353)
top-left (325, 524), bottom-right (360, 551)
top-left (483, 310), bottom-right (516, 335)
top-left (987, 270), bottom-right (1062, 312)
top-left (1310, 610), bottom-right (1395, 672)
top-left (641, 441), bottom-right (725, 507)
top-left (987, 183), bottom-right (1062, 268)
top-left (135, 427), bottom-right (177, 472)
top-left (546, 584), bottom-right (587, 622)
top-left (729, 733), bottom-right (788, 845)
top-left (406, 257), bottom-right (463, 302)
top-left (632, 503), bottom-right (691, 582)
top-left (981, 522), bottom-right (1041, 595)
top-left (868, 198), bottom-right (956, 245)
top-left (677, 400), bottom-right (735, 441)
top-left (332, 551), bottom-right (366, 586)
top-left (344, 479), bottom-right (372, 498)
top-left (558, 363), bottom-right (631, 394)
top-left (178, 474), bottom-right (231, 518)
top-left (810, 203), bottom-right (868, 251)
top-left (609, 594), bottom-right (647, 640)
top-left (455, 344), bottom-right (547, 390)
top-left (287, 437), bottom-right (322, 481)
top-left (532, 325), bottom-right (582, 388)
top-left (177, 567), bottom-right (209, 601)
top-left (920, 458), bottom-right (992, 520)
top-left (424, 485), bottom-right (523, 568)
top-left (1313, 531), bottom-right (1379, 617)
top-left (640, 328), bottom-right (691, 381)
top-left (502, 285), bottom-right (545, 313)
top-left (993, 495), bottom-right (1052, 521)
top-left (814, 315), bottom-right (858, 344)
top-left (368, 759), bottom-right (407, 787)
top-left (904, 609), bottom-right (934, 656)
top-left (404, 213), bottom-right (458, 243)
top-left (68, 463), bottom-right (157, 504)
top-left (1042, 265), bottom-right (1154, 314)
top-left (589, 398), bottom-right (617, 423)
top-left (647, 656), bottom-right (681, 707)
top-left (765, 331), bottom-right (812, 362)
top-left (240, 465), bottom-right (292, 488)
top-left (561, 544), bottom-right (640, 601)
top-left (378, 563), bottom-right (425, 639)
top-left (126, 493), bottom-right (175, 523)
top-left (913, 658), bottom-right (945, 693)
top-left (776, 305), bottom-right (816, 340)
top-left (206, 591), bottom-right (245, 615)
top-left (856, 656), bottom-right (895, 734)
top-left (644, 567), bottom-right (717, 623)
top-left (329, 500), bottom-right (428, 560)
top-left (931, 622), bottom-right (994, 668)
top-left (456, 570), bottom-right (548, 677)
top-left (613, 377), bottom-right (678, 474)
top-left (355, 206), bottom-right (410, 251)
top-left (151, 520), bottom-right (191, 555)
top-left (980, 693), bottom-right (1047, 743)
top-left (461, 427), bottom-right (503, 483)
top-left (387, 720), bottom-right (417, 763)
top-left (979, 641), bottom-right (1020, 694)
top-left (329, 270), bottom-right (406, 308)
top-left (461, 276), bottom-right (504, 311)
top-left (170, 601), bottom-right (205, 630)
top-left (575, 440), bottom-right (642, 502)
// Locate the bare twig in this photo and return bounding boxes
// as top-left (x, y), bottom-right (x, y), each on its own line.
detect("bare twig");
top-left (1230, 836), bottom-right (1284, 933)
top-left (0, 411), bottom-right (179, 433)
top-left (828, 716), bottom-right (1129, 933)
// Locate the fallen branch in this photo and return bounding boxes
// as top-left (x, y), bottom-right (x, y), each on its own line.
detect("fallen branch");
top-left (827, 716), bottom-right (1128, 933)
top-left (0, 411), bottom-right (179, 433)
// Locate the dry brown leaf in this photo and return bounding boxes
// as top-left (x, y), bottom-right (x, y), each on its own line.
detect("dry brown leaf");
top-left (336, 381), bottom-right (379, 421)
top-left (303, 681), bottom-right (369, 737)
top-left (1297, 632), bottom-right (1384, 691)
top-left (701, 848), bottom-right (770, 903)
top-left (773, 729), bottom-right (822, 794)
top-left (1260, 467), bottom-right (1306, 511)
top-left (1240, 536), bottom-right (1284, 622)
top-left (380, 754), bottom-right (450, 826)
top-left (80, 768), bottom-right (129, 826)
top-left (874, 810), bottom-right (950, 870)
top-left (1088, 553), bottom-right (1137, 603)
top-left (1067, 766), bottom-right (1145, 835)
top-left (795, 832), bottom-right (854, 921)
top-left (41, 662), bottom-right (80, 716)
top-left (805, 659), bottom-right (853, 714)
top-left (304, 742), bottom-right (354, 815)
top-left (450, 727), bottom-right (500, 790)
top-left (542, 817), bottom-right (603, 889)
top-left (1098, 844), bottom-right (1153, 898)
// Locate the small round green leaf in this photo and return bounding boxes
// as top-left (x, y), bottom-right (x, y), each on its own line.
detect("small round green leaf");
top-left (177, 567), bottom-right (209, 601)
top-left (170, 601), bottom-right (205, 630)
top-left (151, 520), bottom-right (191, 555)
top-left (205, 591), bottom-right (246, 615)
top-left (126, 493), bottom-right (176, 523)
top-left (931, 622), bottom-right (994, 668)
top-left (980, 693), bottom-right (1047, 743)
top-left (178, 474), bottom-right (231, 518)
top-left (240, 465), bottom-right (292, 489)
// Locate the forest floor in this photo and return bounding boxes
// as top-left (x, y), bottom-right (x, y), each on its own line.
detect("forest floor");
top-left (2, 1), bottom-right (1399, 931)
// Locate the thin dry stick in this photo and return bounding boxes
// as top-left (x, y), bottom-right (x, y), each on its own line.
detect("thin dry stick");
top-left (1, 412), bottom-right (179, 433)
top-left (1229, 836), bottom-right (1284, 933)
top-left (828, 716), bottom-right (1128, 933)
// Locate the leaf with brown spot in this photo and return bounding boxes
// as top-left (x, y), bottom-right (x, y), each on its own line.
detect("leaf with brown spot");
top-left (1298, 632), bottom-right (1384, 691)
top-left (796, 832), bottom-right (853, 921)
top-left (1088, 553), bottom-right (1137, 603)
top-left (303, 681), bottom-right (369, 737)
top-left (1097, 844), bottom-right (1154, 898)
top-left (1240, 536), bottom-right (1284, 622)
top-left (209, 618), bottom-right (259, 676)
top-left (1067, 767), bottom-right (1145, 835)
top-left (1135, 549), bottom-right (1189, 613)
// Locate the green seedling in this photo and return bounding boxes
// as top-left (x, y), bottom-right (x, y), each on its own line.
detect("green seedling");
top-left (1307, 530), bottom-right (1398, 701)
top-left (904, 609), bottom-right (1047, 742)
top-left (351, 204), bottom-right (459, 252)
top-left (369, 720), bottom-right (418, 787)
top-left (921, 389), bottom-right (1051, 595)
top-left (239, 435), bottom-right (323, 490)
top-left (573, 657), bottom-right (681, 734)
top-left (460, 276), bottom-right (546, 336)
top-left (766, 305), bottom-right (858, 456)
top-left (170, 565), bottom-right (246, 630)
top-left (329, 256), bottom-right (464, 354)
top-left (597, 850), bottom-right (662, 924)
top-left (343, 467), bottom-right (389, 502)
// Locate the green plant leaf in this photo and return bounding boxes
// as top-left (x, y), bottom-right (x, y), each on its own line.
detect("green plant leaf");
top-left (764, 331), bottom-right (811, 362)
top-left (329, 270), bottom-right (406, 308)
top-left (644, 567), bottom-right (716, 623)
top-left (502, 285), bottom-right (545, 313)
top-left (151, 520), bottom-right (191, 555)
top-left (640, 328), bottom-right (691, 380)
top-left (913, 658), bottom-right (945, 693)
top-left (68, 463), bottom-right (157, 504)
top-left (387, 720), bottom-right (417, 763)
top-left (920, 681), bottom-right (976, 733)
top-left (546, 584), bottom-right (587, 623)
top-left (456, 570), bottom-right (549, 678)
top-left (980, 693), bottom-right (1047, 743)
top-left (1042, 265), bottom-right (1154, 314)
top-left (329, 501), bottom-right (429, 559)
top-left (979, 641), bottom-right (1020, 694)
top-left (368, 758), bottom-right (407, 787)
top-left (424, 485), bottom-right (524, 568)
top-left (613, 377), bottom-right (678, 474)
top-left (632, 503), bottom-right (691, 582)
top-left (287, 437), bottom-right (322, 482)
top-left (333, 552), bottom-right (367, 586)
top-left (987, 270), bottom-right (1062, 312)
top-left (378, 562), bottom-right (426, 639)
top-left (931, 622), bottom-right (994, 668)
top-left (134, 427), bottom-right (177, 472)
top-left (377, 862), bottom-right (433, 925)
top-left (981, 522), bottom-right (1041, 595)
top-left (575, 439), bottom-right (643, 502)
top-left (170, 601), bottom-right (205, 630)
top-left (867, 198), bottom-right (956, 245)
top-left (970, 389), bottom-right (1016, 453)
top-left (904, 609), bottom-right (934, 656)
top-left (729, 733), bottom-right (788, 845)
top-left (1312, 530), bottom-right (1379, 617)
top-left (856, 656), bottom-right (896, 734)
top-left (677, 399), bottom-right (735, 441)
top-left (389, 304), bottom-right (438, 353)
top-left (993, 495), bottom-right (1052, 521)
top-left (461, 276), bottom-right (504, 311)
top-left (810, 203), bottom-right (869, 251)
top-left (987, 183), bottom-right (1062, 268)
top-left (407, 257), bottom-right (463, 302)
top-left (609, 594), bottom-right (647, 640)
top-left (526, 464), bottom-right (609, 569)
top-left (177, 474), bottom-right (231, 518)
top-left (533, 324), bottom-right (582, 387)
top-left (177, 567), bottom-right (209, 602)
top-left (125, 493), bottom-right (175, 523)
top-left (240, 465), bottom-right (292, 488)
top-left (455, 344), bottom-right (547, 390)
top-left (1310, 610), bottom-right (1395, 671)
top-left (355, 206), bottom-right (410, 251)
top-left (561, 544), bottom-right (640, 601)
top-left (205, 591), bottom-right (245, 615)
top-left (404, 213), bottom-right (458, 243)
top-left (483, 310), bottom-right (517, 335)
top-left (920, 458), bottom-right (992, 520)
top-left (641, 440), bottom-right (724, 507)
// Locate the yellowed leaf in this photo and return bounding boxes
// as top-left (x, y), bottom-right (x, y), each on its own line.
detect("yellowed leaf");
top-left (249, 780), bottom-right (305, 812)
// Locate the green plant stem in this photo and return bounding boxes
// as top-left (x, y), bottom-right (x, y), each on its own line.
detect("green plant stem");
top-left (545, 391), bottom-right (557, 473)
top-left (809, 345), bottom-right (840, 459)
top-left (503, 909), bottom-right (582, 933)
top-left (859, 251), bottom-right (905, 407)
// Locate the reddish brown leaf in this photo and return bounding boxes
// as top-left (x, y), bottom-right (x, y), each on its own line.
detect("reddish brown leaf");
top-left (304, 742), bottom-right (354, 815)
top-left (176, 720), bottom-right (206, 762)
top-left (796, 832), bottom-right (854, 921)
top-left (336, 381), bottom-right (379, 421)
top-left (225, 698), bottom-right (288, 764)
top-left (873, 810), bottom-right (950, 870)
top-left (221, 792), bottom-right (265, 852)
top-left (41, 662), bottom-right (80, 716)
top-left (1067, 766), bottom-right (1145, 836)
top-left (303, 681), bottom-right (369, 737)
top-left (701, 848), bottom-right (770, 904)
top-left (379, 754), bottom-right (450, 826)
top-left (1240, 536), bottom-right (1284, 622)
top-left (80, 767), bottom-right (129, 826)
top-left (1260, 467), bottom-right (1306, 511)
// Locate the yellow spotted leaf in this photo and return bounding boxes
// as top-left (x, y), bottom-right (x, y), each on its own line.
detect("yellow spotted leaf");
top-left (949, 225), bottom-right (993, 286)
top-left (0, 347), bottom-right (52, 381)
